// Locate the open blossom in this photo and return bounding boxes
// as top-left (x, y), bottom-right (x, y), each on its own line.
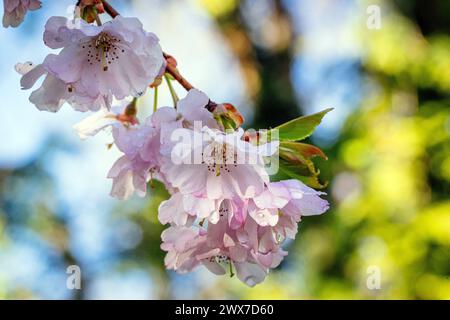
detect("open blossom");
top-left (3, 0), bottom-right (41, 28)
top-left (106, 89), bottom-right (224, 200)
top-left (250, 179), bottom-right (329, 227)
top-left (43, 16), bottom-right (164, 101)
top-left (105, 102), bottom-right (185, 199)
top-left (160, 224), bottom-right (273, 287)
top-left (151, 89), bottom-right (220, 154)
top-left (107, 117), bottom-right (161, 200)
top-left (161, 211), bottom-right (286, 287)
top-left (160, 179), bottom-right (329, 286)
top-left (155, 89), bottom-right (219, 130)
top-left (159, 179), bottom-right (329, 231)
top-left (18, 15), bottom-right (163, 112)
top-left (107, 143), bottom-right (171, 200)
top-left (161, 126), bottom-right (279, 200)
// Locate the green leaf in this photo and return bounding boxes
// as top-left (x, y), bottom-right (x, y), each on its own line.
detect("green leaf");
top-left (272, 108), bottom-right (333, 141)
top-left (273, 141), bottom-right (329, 189)
top-left (277, 160), bottom-right (328, 189)
top-left (279, 141), bottom-right (327, 179)
top-left (279, 141), bottom-right (328, 162)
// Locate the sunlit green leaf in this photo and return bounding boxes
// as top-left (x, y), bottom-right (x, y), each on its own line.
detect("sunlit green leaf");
top-left (274, 159), bottom-right (328, 189)
top-left (279, 141), bottom-right (328, 162)
top-left (273, 108), bottom-right (333, 141)
top-left (275, 141), bottom-right (328, 188)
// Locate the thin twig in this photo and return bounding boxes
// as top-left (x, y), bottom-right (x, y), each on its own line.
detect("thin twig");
top-left (165, 64), bottom-right (194, 91)
top-left (164, 53), bottom-right (194, 91)
top-left (101, 0), bottom-right (194, 91)
top-left (101, 0), bottom-right (118, 18)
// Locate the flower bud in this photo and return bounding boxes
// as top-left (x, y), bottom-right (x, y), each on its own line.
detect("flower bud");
top-left (211, 102), bottom-right (244, 130)
top-left (79, 0), bottom-right (105, 23)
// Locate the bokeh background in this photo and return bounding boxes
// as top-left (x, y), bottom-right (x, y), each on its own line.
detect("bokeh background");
top-left (1, 0), bottom-right (449, 299)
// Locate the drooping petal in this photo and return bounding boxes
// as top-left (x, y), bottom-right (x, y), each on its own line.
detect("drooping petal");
top-left (281, 179), bottom-right (329, 217)
top-left (234, 262), bottom-right (267, 287)
top-left (19, 63), bottom-right (46, 89)
top-left (29, 73), bottom-right (68, 112)
top-left (158, 193), bottom-right (190, 226)
top-left (73, 108), bottom-right (117, 139)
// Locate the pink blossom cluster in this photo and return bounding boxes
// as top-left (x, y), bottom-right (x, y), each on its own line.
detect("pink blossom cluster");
top-left (160, 179), bottom-right (329, 286)
top-left (77, 88), bottom-right (328, 286)
top-left (11, 8), bottom-right (330, 286)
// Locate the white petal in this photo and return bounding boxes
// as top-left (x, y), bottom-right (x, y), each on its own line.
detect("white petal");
top-left (19, 63), bottom-right (46, 89)
top-left (15, 61), bottom-right (36, 76)
top-left (73, 108), bottom-right (117, 139)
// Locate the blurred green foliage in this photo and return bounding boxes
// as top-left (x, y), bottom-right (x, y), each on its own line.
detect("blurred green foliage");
top-left (192, 0), bottom-right (450, 299)
top-left (1, 0), bottom-right (449, 299)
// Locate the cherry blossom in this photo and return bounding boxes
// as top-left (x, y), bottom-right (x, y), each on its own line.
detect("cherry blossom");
top-left (159, 179), bottom-right (329, 286)
top-left (160, 211), bottom-right (287, 287)
top-left (150, 89), bottom-right (221, 155)
top-left (269, 179), bottom-right (330, 218)
top-left (161, 126), bottom-right (279, 200)
top-left (43, 16), bottom-right (164, 101)
top-left (157, 180), bottom-right (329, 230)
top-left (107, 117), bottom-right (161, 200)
top-left (160, 226), bottom-right (207, 274)
top-left (2, 0), bottom-right (41, 28)
top-left (250, 179), bottom-right (329, 227)
top-left (8, 0), bottom-right (332, 287)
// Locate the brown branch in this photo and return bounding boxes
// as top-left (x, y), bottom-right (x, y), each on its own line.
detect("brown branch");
top-left (101, 0), bottom-right (118, 18)
top-left (163, 53), bottom-right (194, 91)
top-left (101, 0), bottom-right (194, 91)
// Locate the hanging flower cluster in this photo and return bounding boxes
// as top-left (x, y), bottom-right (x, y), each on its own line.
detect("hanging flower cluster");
top-left (7, 0), bottom-right (331, 286)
